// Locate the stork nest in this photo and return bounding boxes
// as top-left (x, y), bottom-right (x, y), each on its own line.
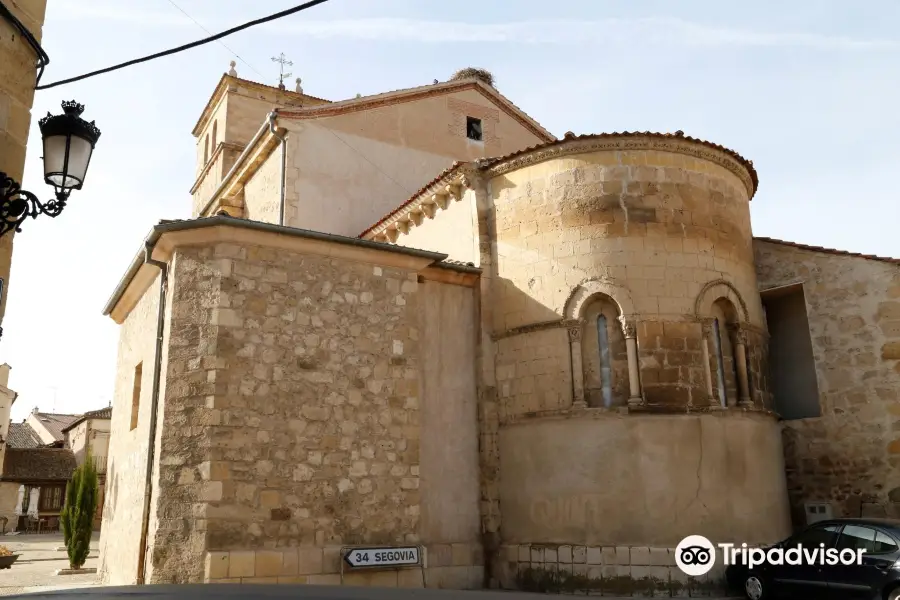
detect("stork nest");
top-left (450, 68), bottom-right (495, 87)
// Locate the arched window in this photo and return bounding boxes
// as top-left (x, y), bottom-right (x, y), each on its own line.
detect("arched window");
top-left (211, 121), bottom-right (218, 150)
top-left (596, 314), bottom-right (612, 407)
top-left (581, 294), bottom-right (628, 408)
top-left (711, 298), bottom-right (740, 406)
top-left (203, 134), bottom-right (209, 165)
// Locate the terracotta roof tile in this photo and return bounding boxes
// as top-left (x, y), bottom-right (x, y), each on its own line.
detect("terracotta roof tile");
top-left (1, 448), bottom-right (76, 481)
top-left (753, 237), bottom-right (900, 265)
top-left (61, 406), bottom-right (113, 434)
top-left (6, 422), bottom-right (41, 449)
top-left (476, 131), bottom-right (758, 193)
top-left (277, 78), bottom-right (555, 144)
top-left (360, 130), bottom-right (758, 239)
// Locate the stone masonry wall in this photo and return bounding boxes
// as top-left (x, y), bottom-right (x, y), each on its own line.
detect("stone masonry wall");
top-left (0, 0), bottom-right (47, 328)
top-left (144, 242), bottom-right (428, 583)
top-left (242, 146), bottom-right (282, 224)
top-left (494, 544), bottom-right (727, 597)
top-left (754, 240), bottom-right (900, 524)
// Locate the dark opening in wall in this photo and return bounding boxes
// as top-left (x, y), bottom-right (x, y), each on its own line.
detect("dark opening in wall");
top-left (466, 117), bottom-right (483, 141)
top-left (761, 283), bottom-right (821, 419)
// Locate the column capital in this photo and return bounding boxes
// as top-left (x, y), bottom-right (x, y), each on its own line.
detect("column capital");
top-left (568, 325), bottom-right (582, 342)
top-left (618, 316), bottom-right (637, 339)
top-left (700, 318), bottom-right (716, 336)
top-left (728, 323), bottom-right (749, 345)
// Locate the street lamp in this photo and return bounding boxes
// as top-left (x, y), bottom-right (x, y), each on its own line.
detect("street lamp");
top-left (0, 100), bottom-right (101, 238)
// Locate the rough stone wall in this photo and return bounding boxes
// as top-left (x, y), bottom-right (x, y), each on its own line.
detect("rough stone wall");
top-left (242, 146), bottom-right (282, 224)
top-left (754, 240), bottom-right (900, 524)
top-left (99, 275), bottom-right (163, 586)
top-left (0, 482), bottom-right (20, 532)
top-left (137, 242), bottom-right (430, 584)
top-left (0, 0), bottom-right (47, 330)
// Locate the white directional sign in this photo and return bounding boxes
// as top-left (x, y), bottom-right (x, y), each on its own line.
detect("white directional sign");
top-left (344, 546), bottom-right (421, 569)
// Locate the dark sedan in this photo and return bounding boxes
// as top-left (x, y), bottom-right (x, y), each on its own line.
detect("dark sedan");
top-left (725, 518), bottom-right (900, 599)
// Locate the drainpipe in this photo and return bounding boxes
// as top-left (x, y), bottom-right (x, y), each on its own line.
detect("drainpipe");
top-left (135, 241), bottom-right (169, 585)
top-left (268, 110), bottom-right (288, 226)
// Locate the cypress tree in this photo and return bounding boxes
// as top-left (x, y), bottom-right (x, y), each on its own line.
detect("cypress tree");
top-left (60, 451), bottom-right (99, 570)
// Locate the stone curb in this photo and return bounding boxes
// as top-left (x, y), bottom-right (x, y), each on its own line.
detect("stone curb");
top-left (54, 568), bottom-right (97, 576)
top-left (18, 556), bottom-right (98, 563)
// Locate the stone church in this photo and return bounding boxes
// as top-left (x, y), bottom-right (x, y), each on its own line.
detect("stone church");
top-left (98, 66), bottom-right (900, 595)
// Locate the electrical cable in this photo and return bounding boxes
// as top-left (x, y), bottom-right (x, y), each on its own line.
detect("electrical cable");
top-left (163, 0), bottom-right (266, 81)
top-left (34, 0), bottom-right (331, 91)
top-left (0, 0), bottom-right (51, 86)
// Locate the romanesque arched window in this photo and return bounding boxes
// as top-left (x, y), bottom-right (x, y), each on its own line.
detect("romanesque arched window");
top-left (711, 298), bottom-right (740, 407)
top-left (211, 121), bottom-right (218, 151)
top-left (581, 294), bottom-right (628, 408)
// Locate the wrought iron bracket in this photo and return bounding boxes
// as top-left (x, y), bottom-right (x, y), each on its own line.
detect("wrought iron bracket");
top-left (0, 172), bottom-right (69, 238)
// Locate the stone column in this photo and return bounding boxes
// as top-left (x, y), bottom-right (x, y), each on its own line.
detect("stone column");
top-left (619, 318), bottom-right (643, 407)
top-left (700, 319), bottom-right (716, 406)
top-left (730, 325), bottom-right (753, 407)
top-left (569, 324), bottom-right (587, 409)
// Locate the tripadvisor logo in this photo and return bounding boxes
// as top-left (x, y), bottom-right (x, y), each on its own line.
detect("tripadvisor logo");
top-left (675, 535), bottom-right (866, 576)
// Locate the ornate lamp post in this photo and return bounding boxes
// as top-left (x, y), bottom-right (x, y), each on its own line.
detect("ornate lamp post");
top-left (0, 101), bottom-right (101, 238)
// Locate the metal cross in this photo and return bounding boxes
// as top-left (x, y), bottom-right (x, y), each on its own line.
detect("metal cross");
top-left (271, 53), bottom-right (293, 87)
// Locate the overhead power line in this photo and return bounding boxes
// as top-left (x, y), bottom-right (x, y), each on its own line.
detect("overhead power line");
top-left (35, 0), bottom-right (332, 91)
top-left (163, 0), bottom-right (266, 81)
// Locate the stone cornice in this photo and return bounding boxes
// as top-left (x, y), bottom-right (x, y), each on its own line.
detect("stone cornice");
top-left (364, 165), bottom-right (480, 242)
top-left (481, 134), bottom-right (758, 199)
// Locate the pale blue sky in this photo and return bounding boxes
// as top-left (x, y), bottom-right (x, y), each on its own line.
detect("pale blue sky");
top-left (6, 0), bottom-right (899, 420)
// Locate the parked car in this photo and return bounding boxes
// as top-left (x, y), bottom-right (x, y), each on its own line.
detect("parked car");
top-left (725, 518), bottom-right (900, 599)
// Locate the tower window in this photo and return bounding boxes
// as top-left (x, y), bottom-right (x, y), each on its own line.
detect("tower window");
top-left (466, 117), bottom-right (483, 141)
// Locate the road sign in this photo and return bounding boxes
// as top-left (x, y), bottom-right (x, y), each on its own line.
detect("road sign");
top-left (343, 546), bottom-right (421, 569)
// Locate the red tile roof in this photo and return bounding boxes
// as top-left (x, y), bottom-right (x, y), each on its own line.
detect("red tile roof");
top-left (360, 130), bottom-right (758, 239)
top-left (6, 422), bottom-right (41, 449)
top-left (753, 237), bottom-right (900, 265)
top-left (1, 448), bottom-right (76, 482)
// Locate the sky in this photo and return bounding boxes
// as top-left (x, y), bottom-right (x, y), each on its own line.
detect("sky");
top-left (5, 0), bottom-right (900, 420)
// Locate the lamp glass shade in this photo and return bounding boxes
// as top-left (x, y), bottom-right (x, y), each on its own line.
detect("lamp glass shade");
top-left (42, 134), bottom-right (93, 190)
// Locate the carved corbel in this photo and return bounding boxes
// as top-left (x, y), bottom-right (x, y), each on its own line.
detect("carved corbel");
top-left (433, 193), bottom-right (450, 210)
top-left (385, 227), bottom-right (400, 243)
top-left (421, 203), bottom-right (437, 219)
top-left (396, 220), bottom-right (411, 235)
top-left (447, 183), bottom-right (463, 201)
top-left (409, 210), bottom-right (424, 226)
top-left (373, 233), bottom-right (389, 243)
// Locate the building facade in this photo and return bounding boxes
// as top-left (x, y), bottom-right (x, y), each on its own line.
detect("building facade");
top-left (0, 0), bottom-right (48, 335)
top-left (99, 69), bottom-right (900, 596)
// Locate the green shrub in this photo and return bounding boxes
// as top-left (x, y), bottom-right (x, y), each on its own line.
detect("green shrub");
top-left (60, 452), bottom-right (98, 569)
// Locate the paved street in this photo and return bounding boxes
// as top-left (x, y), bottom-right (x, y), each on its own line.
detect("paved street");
top-left (0, 534), bottom-right (98, 597)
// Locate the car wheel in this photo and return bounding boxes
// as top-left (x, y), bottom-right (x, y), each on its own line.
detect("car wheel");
top-left (744, 574), bottom-right (766, 600)
top-left (887, 586), bottom-right (900, 600)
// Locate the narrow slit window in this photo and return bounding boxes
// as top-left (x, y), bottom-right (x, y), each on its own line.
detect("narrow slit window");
top-left (597, 315), bottom-right (613, 408)
top-left (712, 319), bottom-right (727, 407)
top-left (131, 362), bottom-right (143, 431)
top-left (466, 117), bottom-right (483, 141)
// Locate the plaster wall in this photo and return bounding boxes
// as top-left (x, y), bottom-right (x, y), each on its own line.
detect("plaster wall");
top-left (242, 145), bottom-right (283, 224)
top-left (98, 274), bottom-right (163, 586)
top-left (68, 421), bottom-right (88, 462)
top-left (418, 280), bottom-right (481, 550)
top-left (283, 88), bottom-right (546, 238)
top-left (392, 190), bottom-right (480, 266)
top-left (25, 412), bottom-right (58, 445)
top-left (0, 384), bottom-right (14, 474)
top-left (0, 0), bottom-right (47, 330)
top-left (754, 240), bottom-right (900, 525)
top-left (0, 482), bottom-right (19, 532)
top-left (499, 413), bottom-right (791, 546)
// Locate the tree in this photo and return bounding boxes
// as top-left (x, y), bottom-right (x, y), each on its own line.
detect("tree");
top-left (60, 451), bottom-right (98, 570)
